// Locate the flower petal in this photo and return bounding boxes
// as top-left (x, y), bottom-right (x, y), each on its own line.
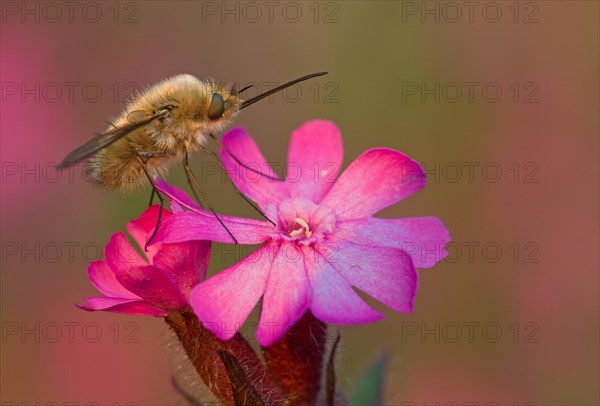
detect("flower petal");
top-left (87, 260), bottom-right (139, 299)
top-left (258, 244), bottom-right (311, 346)
top-left (190, 244), bottom-right (275, 341)
top-left (153, 211), bottom-right (272, 245)
top-left (105, 232), bottom-right (147, 273)
top-left (113, 264), bottom-right (187, 311)
top-left (77, 297), bottom-right (166, 316)
top-left (336, 217), bottom-right (450, 268)
top-left (319, 239), bottom-right (417, 312)
top-left (152, 240), bottom-right (211, 297)
top-left (322, 148), bottom-right (425, 219)
top-left (220, 127), bottom-right (290, 207)
top-left (105, 233), bottom-right (185, 311)
top-left (285, 120), bottom-right (343, 202)
top-left (303, 248), bottom-right (384, 324)
top-left (126, 205), bottom-right (172, 261)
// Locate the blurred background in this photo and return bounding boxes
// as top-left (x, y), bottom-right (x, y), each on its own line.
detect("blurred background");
top-left (1, 1), bottom-right (598, 405)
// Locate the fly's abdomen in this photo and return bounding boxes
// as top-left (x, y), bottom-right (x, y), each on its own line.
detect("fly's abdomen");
top-left (84, 134), bottom-right (181, 192)
top-left (84, 141), bottom-right (145, 191)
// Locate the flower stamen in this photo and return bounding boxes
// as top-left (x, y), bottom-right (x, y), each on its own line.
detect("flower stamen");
top-left (289, 218), bottom-right (312, 238)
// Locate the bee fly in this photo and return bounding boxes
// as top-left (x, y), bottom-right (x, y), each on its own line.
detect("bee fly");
top-left (58, 72), bottom-right (327, 247)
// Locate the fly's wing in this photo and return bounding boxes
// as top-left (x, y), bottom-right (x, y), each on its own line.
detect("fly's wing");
top-left (57, 111), bottom-right (166, 169)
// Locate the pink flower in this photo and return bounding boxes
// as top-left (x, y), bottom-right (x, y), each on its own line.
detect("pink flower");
top-left (78, 206), bottom-right (210, 317)
top-left (153, 120), bottom-right (450, 345)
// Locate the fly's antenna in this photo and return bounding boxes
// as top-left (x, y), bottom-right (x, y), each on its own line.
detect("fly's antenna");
top-left (240, 72), bottom-right (327, 109)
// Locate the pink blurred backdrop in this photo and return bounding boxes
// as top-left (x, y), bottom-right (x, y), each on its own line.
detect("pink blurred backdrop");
top-left (1, 2), bottom-right (598, 405)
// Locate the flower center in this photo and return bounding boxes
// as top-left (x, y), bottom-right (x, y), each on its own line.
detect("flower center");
top-left (268, 198), bottom-right (337, 245)
top-left (289, 218), bottom-right (313, 239)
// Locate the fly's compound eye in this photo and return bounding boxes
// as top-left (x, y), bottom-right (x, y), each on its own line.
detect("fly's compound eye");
top-left (208, 93), bottom-right (225, 120)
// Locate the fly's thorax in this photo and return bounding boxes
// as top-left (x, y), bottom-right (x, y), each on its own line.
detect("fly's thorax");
top-left (131, 76), bottom-right (242, 150)
top-left (176, 80), bottom-right (243, 135)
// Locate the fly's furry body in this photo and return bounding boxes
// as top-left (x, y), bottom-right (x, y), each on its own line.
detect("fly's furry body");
top-left (85, 74), bottom-right (242, 192)
top-left (59, 72), bottom-right (327, 193)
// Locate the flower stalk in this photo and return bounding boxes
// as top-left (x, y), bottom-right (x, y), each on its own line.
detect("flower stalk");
top-left (165, 306), bottom-right (283, 405)
top-left (262, 311), bottom-right (328, 405)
